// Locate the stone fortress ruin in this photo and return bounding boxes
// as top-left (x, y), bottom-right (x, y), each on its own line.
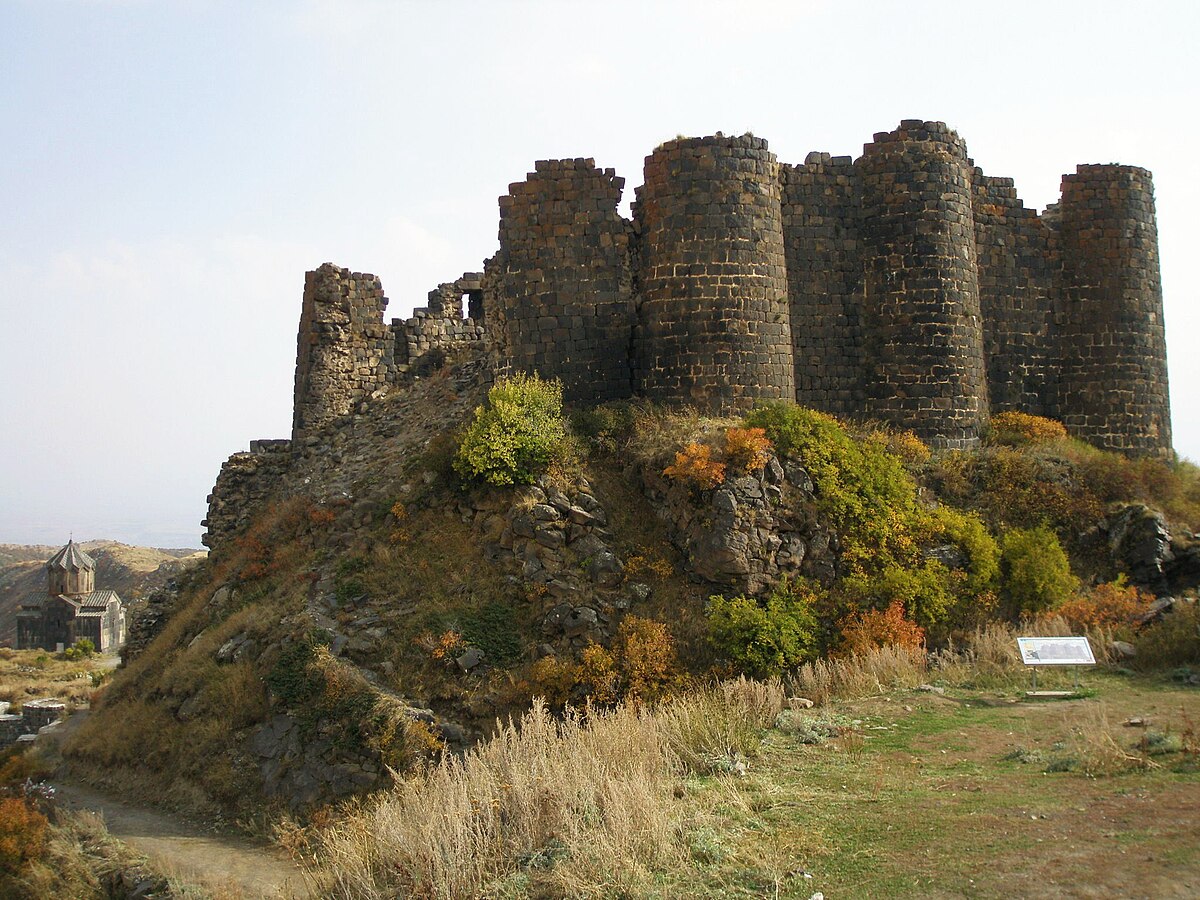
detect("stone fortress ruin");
top-left (205, 119), bottom-right (1173, 547)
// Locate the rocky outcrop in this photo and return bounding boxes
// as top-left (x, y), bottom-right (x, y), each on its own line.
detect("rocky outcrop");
top-left (642, 455), bottom-right (836, 596)
top-left (1104, 504), bottom-right (1200, 595)
top-left (122, 582), bottom-right (183, 661)
top-left (468, 477), bottom-right (636, 649)
top-left (249, 713), bottom-right (385, 811)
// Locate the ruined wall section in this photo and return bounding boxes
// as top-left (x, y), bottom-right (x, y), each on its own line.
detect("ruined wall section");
top-left (634, 135), bottom-right (794, 414)
top-left (292, 264), bottom-right (394, 443)
top-left (1055, 165), bottom-right (1172, 456)
top-left (201, 440), bottom-right (293, 549)
top-left (485, 159), bottom-right (634, 403)
top-left (970, 170), bottom-right (1057, 416)
top-left (857, 121), bottom-right (988, 448)
top-left (781, 153), bottom-right (863, 414)
top-left (392, 273), bottom-right (488, 377)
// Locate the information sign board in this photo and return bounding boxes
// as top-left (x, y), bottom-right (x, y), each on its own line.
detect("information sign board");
top-left (1017, 636), bottom-right (1096, 667)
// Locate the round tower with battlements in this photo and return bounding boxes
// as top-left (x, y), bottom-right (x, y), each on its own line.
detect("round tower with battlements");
top-left (857, 121), bottom-right (988, 449)
top-left (633, 134), bottom-right (794, 414)
top-left (1053, 164), bottom-right (1172, 457)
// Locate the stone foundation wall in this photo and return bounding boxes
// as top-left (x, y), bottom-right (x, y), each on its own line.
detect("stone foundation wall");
top-left (634, 135), bottom-right (794, 414)
top-left (857, 121), bottom-right (988, 449)
top-left (202, 439), bottom-right (293, 549)
top-left (1054, 165), bottom-right (1172, 457)
top-left (292, 264), bottom-right (394, 443)
top-left (486, 159), bottom-right (634, 403)
top-left (782, 153), bottom-right (863, 415)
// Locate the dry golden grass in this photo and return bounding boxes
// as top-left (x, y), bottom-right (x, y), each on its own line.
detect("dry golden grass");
top-left (931, 616), bottom-right (1116, 689)
top-left (312, 700), bottom-right (684, 899)
top-left (310, 678), bottom-right (788, 899)
top-left (0, 648), bottom-right (106, 709)
top-left (1061, 702), bottom-right (1157, 776)
top-left (788, 644), bottom-right (928, 706)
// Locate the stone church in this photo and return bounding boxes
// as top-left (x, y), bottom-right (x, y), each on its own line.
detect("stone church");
top-left (16, 540), bottom-right (126, 652)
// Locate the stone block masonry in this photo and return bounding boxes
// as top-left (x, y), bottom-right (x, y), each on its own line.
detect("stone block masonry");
top-left (857, 121), bottom-right (989, 449)
top-left (292, 264), bottom-right (394, 443)
top-left (634, 135), bottom-right (795, 412)
top-left (1055, 165), bottom-right (1172, 456)
top-left (392, 272), bottom-right (488, 377)
top-left (201, 440), bottom-right (293, 549)
top-left (485, 159), bottom-right (635, 404)
top-left (206, 118), bottom-right (1177, 548)
top-left (971, 168), bottom-right (1057, 416)
top-left (782, 153), bottom-right (863, 415)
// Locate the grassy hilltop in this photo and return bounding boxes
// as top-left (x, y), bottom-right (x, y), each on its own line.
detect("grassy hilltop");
top-left (4, 363), bottom-right (1199, 897)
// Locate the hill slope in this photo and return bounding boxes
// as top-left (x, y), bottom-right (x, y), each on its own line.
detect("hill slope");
top-left (61, 361), bottom-right (1200, 825)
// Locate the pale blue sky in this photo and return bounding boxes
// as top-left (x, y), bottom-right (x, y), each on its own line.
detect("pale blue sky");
top-left (2, 0), bottom-right (1197, 547)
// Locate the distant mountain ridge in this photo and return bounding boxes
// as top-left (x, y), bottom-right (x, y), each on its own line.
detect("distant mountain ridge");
top-left (0, 540), bottom-right (206, 647)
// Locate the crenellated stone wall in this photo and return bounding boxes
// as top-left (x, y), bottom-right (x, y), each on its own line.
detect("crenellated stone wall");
top-left (485, 159), bottom-right (635, 404)
top-left (392, 272), bottom-right (488, 377)
top-left (633, 135), bottom-right (795, 413)
top-left (782, 153), bottom-right (863, 415)
top-left (971, 168), bottom-right (1057, 416)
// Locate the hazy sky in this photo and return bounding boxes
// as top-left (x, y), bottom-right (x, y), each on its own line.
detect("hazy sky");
top-left (2, 0), bottom-right (1197, 548)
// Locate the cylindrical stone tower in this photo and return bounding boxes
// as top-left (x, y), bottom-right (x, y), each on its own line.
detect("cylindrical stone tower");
top-left (857, 121), bottom-right (988, 448)
top-left (1054, 165), bottom-right (1172, 457)
top-left (485, 158), bottom-right (634, 404)
top-left (633, 134), bottom-right (794, 414)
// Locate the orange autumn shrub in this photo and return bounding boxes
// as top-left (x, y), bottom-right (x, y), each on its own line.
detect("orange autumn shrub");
top-left (1052, 580), bottom-right (1155, 630)
top-left (724, 427), bottom-right (773, 474)
top-left (612, 616), bottom-right (679, 704)
top-left (839, 600), bottom-right (926, 656)
top-left (0, 798), bottom-right (47, 875)
top-left (664, 442), bottom-right (726, 489)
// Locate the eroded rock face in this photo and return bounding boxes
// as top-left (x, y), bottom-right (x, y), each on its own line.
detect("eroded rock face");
top-left (641, 454), bottom-right (835, 596)
top-left (1102, 504), bottom-right (1200, 595)
top-left (249, 713), bottom-right (384, 811)
top-left (468, 477), bottom-right (632, 649)
top-left (1107, 504), bottom-right (1173, 589)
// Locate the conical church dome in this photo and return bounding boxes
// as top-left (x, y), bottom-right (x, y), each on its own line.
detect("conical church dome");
top-left (46, 539), bottom-right (96, 572)
top-left (46, 539), bottom-right (96, 595)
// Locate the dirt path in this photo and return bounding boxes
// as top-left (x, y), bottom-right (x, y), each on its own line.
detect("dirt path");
top-left (55, 782), bottom-right (313, 898)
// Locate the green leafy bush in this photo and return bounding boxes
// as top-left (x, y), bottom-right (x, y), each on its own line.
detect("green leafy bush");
top-left (744, 402), bottom-right (1002, 638)
top-left (744, 403), bottom-right (920, 576)
top-left (454, 374), bottom-right (568, 486)
top-left (707, 579), bottom-right (819, 678)
top-left (570, 402), bottom-right (637, 454)
top-left (999, 525), bottom-right (1078, 617)
top-left (838, 563), bottom-right (955, 633)
top-left (62, 638), bottom-right (95, 661)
